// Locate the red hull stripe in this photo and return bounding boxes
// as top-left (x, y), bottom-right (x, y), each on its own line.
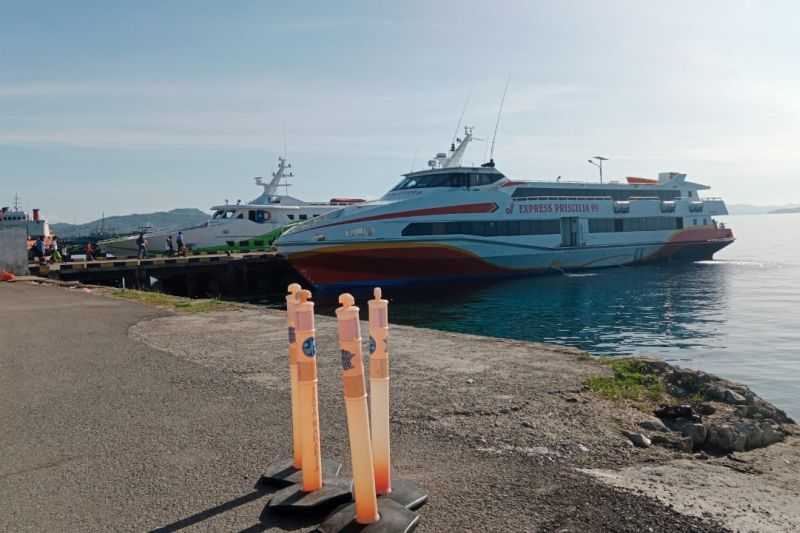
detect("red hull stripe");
top-left (290, 202), bottom-right (499, 234)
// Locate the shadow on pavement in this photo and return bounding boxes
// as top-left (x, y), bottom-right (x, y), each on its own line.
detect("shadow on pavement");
top-left (149, 489), bottom-right (273, 532)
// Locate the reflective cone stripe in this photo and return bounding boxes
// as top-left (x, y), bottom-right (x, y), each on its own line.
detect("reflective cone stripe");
top-left (286, 283), bottom-right (302, 469)
top-left (368, 287), bottom-right (392, 495)
top-left (295, 290), bottom-right (323, 492)
top-left (336, 294), bottom-right (380, 525)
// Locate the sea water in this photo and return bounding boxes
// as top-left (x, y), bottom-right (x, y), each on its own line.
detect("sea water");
top-left (385, 214), bottom-right (800, 418)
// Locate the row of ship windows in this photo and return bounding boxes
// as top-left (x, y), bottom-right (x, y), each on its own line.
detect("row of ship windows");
top-left (401, 217), bottom-right (690, 237)
top-left (588, 217), bottom-right (683, 233)
top-left (511, 188), bottom-right (683, 201)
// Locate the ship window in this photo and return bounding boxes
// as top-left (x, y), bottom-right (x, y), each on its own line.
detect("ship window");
top-left (254, 240), bottom-right (265, 246)
top-left (513, 188), bottom-right (680, 201)
top-left (299, 214), bottom-right (308, 220)
top-left (589, 217), bottom-right (683, 233)
top-left (391, 172), bottom-right (503, 191)
top-left (401, 219), bottom-right (559, 237)
top-left (287, 214), bottom-right (295, 220)
top-left (313, 214), bottom-right (319, 217)
top-left (248, 210), bottom-right (266, 223)
top-left (236, 213), bottom-right (244, 219)
top-left (688, 191), bottom-right (693, 198)
top-left (239, 240), bottom-right (250, 246)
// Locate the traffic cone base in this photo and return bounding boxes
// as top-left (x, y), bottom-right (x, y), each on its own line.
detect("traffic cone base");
top-left (379, 479), bottom-right (428, 511)
top-left (267, 476), bottom-right (353, 512)
top-left (257, 457), bottom-right (343, 489)
top-left (318, 497), bottom-right (420, 533)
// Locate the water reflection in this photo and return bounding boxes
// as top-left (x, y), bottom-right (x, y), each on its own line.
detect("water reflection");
top-left (378, 263), bottom-right (729, 356)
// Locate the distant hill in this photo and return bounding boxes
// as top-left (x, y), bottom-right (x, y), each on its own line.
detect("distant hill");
top-left (770, 206), bottom-right (800, 214)
top-left (728, 204), bottom-right (800, 215)
top-left (52, 208), bottom-right (209, 239)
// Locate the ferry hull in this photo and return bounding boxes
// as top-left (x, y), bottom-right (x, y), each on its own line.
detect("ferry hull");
top-left (284, 228), bottom-right (734, 289)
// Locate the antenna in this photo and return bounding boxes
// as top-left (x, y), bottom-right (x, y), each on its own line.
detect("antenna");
top-left (489, 76), bottom-right (511, 162)
top-left (451, 90), bottom-right (472, 148)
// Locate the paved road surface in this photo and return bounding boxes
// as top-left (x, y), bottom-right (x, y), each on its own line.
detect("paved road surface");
top-left (1, 283), bottom-right (288, 532)
top-left (0, 283), bottom-right (730, 533)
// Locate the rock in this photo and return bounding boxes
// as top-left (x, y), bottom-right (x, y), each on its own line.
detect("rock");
top-left (682, 423), bottom-right (708, 449)
top-left (761, 425), bottom-right (785, 447)
top-left (655, 404), bottom-right (694, 420)
top-left (696, 403), bottom-right (716, 416)
top-left (724, 389), bottom-right (747, 405)
top-left (465, 378), bottom-right (475, 384)
top-left (707, 424), bottom-right (737, 452)
top-left (622, 431), bottom-right (652, 448)
top-left (639, 419), bottom-right (670, 433)
top-left (651, 433), bottom-right (693, 453)
top-left (668, 385), bottom-right (688, 397)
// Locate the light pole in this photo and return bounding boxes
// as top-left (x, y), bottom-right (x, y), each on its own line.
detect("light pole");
top-left (588, 156), bottom-right (608, 184)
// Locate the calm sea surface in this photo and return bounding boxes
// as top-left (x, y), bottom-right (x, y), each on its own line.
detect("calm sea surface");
top-left (378, 214), bottom-right (800, 419)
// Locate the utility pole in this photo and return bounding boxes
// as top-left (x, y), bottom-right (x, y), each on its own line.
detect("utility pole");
top-left (588, 156), bottom-right (608, 184)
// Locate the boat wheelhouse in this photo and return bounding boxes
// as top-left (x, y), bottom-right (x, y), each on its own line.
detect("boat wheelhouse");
top-left (275, 129), bottom-right (734, 288)
top-left (99, 157), bottom-right (364, 256)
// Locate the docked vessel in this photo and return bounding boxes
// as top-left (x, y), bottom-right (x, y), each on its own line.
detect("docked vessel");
top-left (99, 157), bottom-right (363, 256)
top-left (0, 196), bottom-right (52, 246)
top-left (275, 129), bottom-right (734, 288)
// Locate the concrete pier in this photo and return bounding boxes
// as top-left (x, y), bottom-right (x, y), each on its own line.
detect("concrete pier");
top-left (1, 282), bottom-right (797, 532)
top-left (27, 250), bottom-right (294, 298)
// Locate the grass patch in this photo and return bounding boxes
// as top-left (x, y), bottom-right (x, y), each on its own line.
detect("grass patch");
top-left (586, 358), bottom-right (666, 407)
top-left (110, 289), bottom-right (235, 313)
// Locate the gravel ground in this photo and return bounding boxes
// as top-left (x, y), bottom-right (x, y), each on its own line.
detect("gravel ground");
top-left (2, 282), bottom-right (780, 531)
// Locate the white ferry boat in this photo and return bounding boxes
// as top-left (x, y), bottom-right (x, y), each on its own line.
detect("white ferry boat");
top-left (275, 129), bottom-right (734, 288)
top-left (99, 157), bottom-right (363, 256)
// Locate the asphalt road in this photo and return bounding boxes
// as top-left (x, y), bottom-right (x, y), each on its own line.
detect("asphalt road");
top-left (0, 283), bottom-right (292, 532)
top-left (0, 283), bottom-right (730, 532)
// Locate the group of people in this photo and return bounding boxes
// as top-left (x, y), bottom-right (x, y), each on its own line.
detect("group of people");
top-left (135, 231), bottom-right (186, 258)
top-left (30, 235), bottom-right (63, 264)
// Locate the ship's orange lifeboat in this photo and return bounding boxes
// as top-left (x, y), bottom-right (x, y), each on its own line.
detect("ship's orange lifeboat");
top-left (626, 177), bottom-right (659, 185)
top-left (0, 271), bottom-right (16, 282)
top-left (330, 198), bottom-right (366, 205)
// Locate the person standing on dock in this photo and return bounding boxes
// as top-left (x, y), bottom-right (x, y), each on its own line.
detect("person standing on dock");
top-left (165, 235), bottom-right (175, 257)
top-left (32, 236), bottom-right (46, 264)
top-left (136, 232), bottom-right (148, 259)
top-left (176, 231), bottom-right (186, 256)
top-left (50, 236), bottom-right (62, 263)
top-left (84, 241), bottom-right (96, 262)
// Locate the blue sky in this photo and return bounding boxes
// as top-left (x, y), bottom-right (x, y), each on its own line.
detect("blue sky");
top-left (2, 0), bottom-right (798, 223)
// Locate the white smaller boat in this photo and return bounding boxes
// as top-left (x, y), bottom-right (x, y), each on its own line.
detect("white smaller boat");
top-left (99, 157), bottom-right (363, 256)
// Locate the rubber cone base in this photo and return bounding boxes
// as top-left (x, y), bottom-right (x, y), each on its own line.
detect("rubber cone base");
top-left (267, 477), bottom-right (353, 512)
top-left (380, 479), bottom-right (428, 511)
top-left (257, 458), bottom-right (343, 489)
top-left (318, 498), bottom-right (420, 533)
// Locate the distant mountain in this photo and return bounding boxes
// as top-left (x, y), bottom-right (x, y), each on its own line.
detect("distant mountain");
top-left (770, 207), bottom-right (800, 214)
top-left (52, 208), bottom-right (209, 239)
top-left (727, 204), bottom-right (800, 215)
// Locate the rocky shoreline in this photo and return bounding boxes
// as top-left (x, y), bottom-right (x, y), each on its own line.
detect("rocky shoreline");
top-left (617, 359), bottom-right (794, 454)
